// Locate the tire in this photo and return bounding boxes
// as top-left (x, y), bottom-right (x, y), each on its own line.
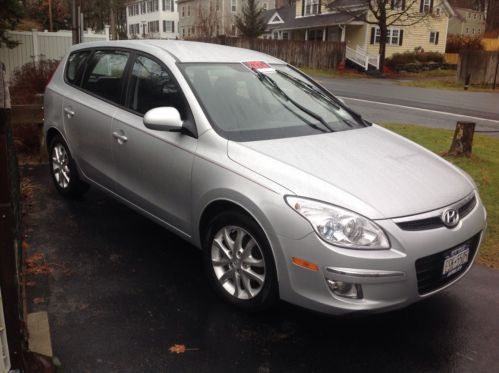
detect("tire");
top-left (48, 134), bottom-right (89, 198)
top-left (203, 210), bottom-right (279, 311)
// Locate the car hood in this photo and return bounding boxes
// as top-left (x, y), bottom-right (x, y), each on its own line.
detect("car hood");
top-left (227, 125), bottom-right (474, 219)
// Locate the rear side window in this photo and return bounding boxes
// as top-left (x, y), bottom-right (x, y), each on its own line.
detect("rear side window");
top-left (81, 50), bottom-right (130, 104)
top-left (65, 51), bottom-right (90, 85)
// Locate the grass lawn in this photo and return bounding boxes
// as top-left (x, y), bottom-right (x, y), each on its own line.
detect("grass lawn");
top-left (382, 124), bottom-right (498, 269)
top-left (399, 78), bottom-right (498, 92)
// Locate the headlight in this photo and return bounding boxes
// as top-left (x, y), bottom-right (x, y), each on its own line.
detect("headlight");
top-left (285, 196), bottom-right (390, 249)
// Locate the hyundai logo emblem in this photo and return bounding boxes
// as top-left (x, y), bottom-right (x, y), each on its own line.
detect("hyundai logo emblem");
top-left (442, 209), bottom-right (460, 227)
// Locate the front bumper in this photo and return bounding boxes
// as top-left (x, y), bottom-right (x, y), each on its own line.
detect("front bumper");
top-left (272, 197), bottom-right (487, 315)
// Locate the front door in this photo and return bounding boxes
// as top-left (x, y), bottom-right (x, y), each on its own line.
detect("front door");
top-left (111, 54), bottom-right (197, 234)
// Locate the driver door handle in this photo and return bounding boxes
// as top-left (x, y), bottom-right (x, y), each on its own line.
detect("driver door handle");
top-left (64, 107), bottom-right (75, 118)
top-left (112, 131), bottom-right (128, 144)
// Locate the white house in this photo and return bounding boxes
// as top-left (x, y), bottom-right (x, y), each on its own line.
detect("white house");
top-left (126, 0), bottom-right (179, 39)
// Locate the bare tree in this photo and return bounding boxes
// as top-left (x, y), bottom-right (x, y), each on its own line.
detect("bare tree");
top-left (328, 0), bottom-right (434, 73)
top-left (195, 3), bottom-right (220, 37)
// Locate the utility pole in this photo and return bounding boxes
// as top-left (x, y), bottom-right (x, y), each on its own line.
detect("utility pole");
top-left (48, 0), bottom-right (53, 31)
top-left (71, 0), bottom-right (79, 44)
top-left (110, 0), bottom-right (116, 40)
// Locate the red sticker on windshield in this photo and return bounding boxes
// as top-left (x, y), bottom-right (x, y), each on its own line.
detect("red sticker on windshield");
top-left (242, 61), bottom-right (275, 74)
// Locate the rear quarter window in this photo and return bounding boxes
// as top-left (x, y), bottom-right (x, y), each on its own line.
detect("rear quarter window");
top-left (65, 51), bottom-right (90, 86)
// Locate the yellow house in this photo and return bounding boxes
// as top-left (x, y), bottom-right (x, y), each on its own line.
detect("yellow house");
top-left (263, 0), bottom-right (455, 70)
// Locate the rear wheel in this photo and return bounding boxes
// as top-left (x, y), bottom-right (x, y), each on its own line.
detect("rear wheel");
top-left (48, 134), bottom-right (89, 197)
top-left (203, 210), bottom-right (279, 311)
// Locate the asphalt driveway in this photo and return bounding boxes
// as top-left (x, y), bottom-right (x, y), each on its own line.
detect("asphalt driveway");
top-left (24, 165), bottom-right (499, 373)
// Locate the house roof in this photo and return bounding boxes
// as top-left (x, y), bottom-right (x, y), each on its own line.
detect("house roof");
top-left (263, 5), bottom-right (364, 32)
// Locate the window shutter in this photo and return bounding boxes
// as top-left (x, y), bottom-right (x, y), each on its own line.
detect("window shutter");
top-left (319, 0), bottom-right (322, 14)
top-left (435, 31), bottom-right (439, 44)
top-left (420, 0), bottom-right (424, 13)
top-left (390, 0), bottom-right (395, 9)
top-left (302, 0), bottom-right (305, 16)
top-left (430, 0), bottom-right (434, 12)
top-left (402, 0), bottom-right (406, 10)
top-left (370, 27), bottom-right (375, 44)
top-left (399, 29), bottom-right (404, 45)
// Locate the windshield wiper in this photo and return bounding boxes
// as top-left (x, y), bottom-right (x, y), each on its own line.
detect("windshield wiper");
top-left (252, 69), bottom-right (334, 133)
top-left (276, 70), bottom-right (342, 110)
top-left (276, 69), bottom-right (366, 124)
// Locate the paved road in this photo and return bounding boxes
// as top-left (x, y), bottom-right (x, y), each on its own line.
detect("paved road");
top-left (314, 77), bottom-right (499, 134)
top-left (24, 166), bottom-right (499, 373)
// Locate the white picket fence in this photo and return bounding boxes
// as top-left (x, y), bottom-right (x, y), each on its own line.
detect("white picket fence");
top-left (0, 28), bottom-right (110, 79)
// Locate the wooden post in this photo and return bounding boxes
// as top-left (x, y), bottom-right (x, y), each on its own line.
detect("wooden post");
top-left (0, 109), bottom-right (25, 370)
top-left (447, 122), bottom-right (476, 157)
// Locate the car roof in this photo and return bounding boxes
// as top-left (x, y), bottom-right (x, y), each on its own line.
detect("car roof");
top-left (70, 40), bottom-right (286, 64)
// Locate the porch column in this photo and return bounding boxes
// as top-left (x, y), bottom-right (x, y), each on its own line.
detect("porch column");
top-left (340, 25), bottom-right (346, 42)
top-left (323, 27), bottom-right (326, 41)
top-left (305, 28), bottom-right (308, 41)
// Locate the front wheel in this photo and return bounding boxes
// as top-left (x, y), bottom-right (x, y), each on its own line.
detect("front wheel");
top-left (48, 134), bottom-right (89, 198)
top-left (203, 210), bottom-right (279, 311)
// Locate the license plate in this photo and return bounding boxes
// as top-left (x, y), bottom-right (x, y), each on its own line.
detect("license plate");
top-left (442, 245), bottom-right (470, 277)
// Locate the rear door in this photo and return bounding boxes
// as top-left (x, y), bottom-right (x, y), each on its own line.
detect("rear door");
top-left (111, 53), bottom-right (197, 233)
top-left (63, 49), bottom-right (131, 189)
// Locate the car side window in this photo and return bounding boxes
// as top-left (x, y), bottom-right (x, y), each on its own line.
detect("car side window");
top-left (65, 51), bottom-right (90, 86)
top-left (81, 50), bottom-right (130, 104)
top-left (128, 55), bottom-right (187, 118)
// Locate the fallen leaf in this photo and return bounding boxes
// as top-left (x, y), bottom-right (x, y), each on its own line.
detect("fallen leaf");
top-left (33, 297), bottom-right (45, 304)
top-left (169, 344), bottom-right (186, 354)
top-left (168, 344), bottom-right (199, 354)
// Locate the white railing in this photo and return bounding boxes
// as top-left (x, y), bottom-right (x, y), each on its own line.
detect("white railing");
top-left (0, 287), bottom-right (10, 373)
top-left (346, 46), bottom-right (380, 71)
top-left (0, 28), bottom-right (110, 79)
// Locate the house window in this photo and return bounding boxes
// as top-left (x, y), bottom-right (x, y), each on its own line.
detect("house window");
top-left (187, 5), bottom-right (191, 16)
top-left (273, 31), bottom-right (278, 39)
top-left (429, 31), bottom-right (439, 44)
top-left (182, 28), bottom-right (185, 37)
top-left (422, 0), bottom-right (431, 13)
top-left (434, 7), bottom-right (440, 16)
top-left (282, 31), bottom-right (289, 40)
top-left (162, 0), bottom-right (174, 11)
top-left (141, 2), bottom-right (146, 14)
top-left (163, 20), bottom-right (174, 33)
top-left (474, 13), bottom-right (477, 19)
top-left (465, 27), bottom-right (469, 34)
top-left (216, 0), bottom-right (220, 11)
top-left (304, 0), bottom-right (320, 16)
top-left (472, 28), bottom-right (475, 34)
top-left (182, 6), bottom-right (185, 17)
top-left (231, 0), bottom-right (237, 12)
top-left (148, 20), bottom-right (159, 33)
top-left (478, 28), bottom-right (481, 34)
top-left (374, 27), bottom-right (402, 45)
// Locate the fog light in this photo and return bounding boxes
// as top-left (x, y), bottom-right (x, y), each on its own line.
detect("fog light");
top-left (327, 279), bottom-right (363, 299)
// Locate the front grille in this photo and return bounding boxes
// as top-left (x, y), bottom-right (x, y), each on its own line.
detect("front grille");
top-left (415, 232), bottom-right (481, 295)
top-left (396, 195), bottom-right (477, 231)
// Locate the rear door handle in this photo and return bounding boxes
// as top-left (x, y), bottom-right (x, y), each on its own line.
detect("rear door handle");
top-left (64, 107), bottom-right (75, 118)
top-left (112, 131), bottom-right (128, 144)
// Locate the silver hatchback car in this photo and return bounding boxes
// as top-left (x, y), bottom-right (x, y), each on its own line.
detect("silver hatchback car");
top-left (44, 40), bottom-right (486, 314)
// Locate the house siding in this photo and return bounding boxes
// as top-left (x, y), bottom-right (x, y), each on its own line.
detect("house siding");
top-left (366, 6), bottom-right (450, 58)
top-left (448, 8), bottom-right (486, 36)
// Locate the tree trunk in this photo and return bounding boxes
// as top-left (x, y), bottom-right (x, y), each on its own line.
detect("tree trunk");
top-left (447, 122), bottom-right (476, 157)
top-left (378, 6), bottom-right (388, 75)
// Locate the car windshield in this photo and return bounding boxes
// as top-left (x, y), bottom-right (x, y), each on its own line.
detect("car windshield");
top-left (180, 63), bottom-right (368, 141)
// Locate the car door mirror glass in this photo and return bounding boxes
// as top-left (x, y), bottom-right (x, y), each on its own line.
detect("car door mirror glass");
top-left (143, 107), bottom-right (183, 132)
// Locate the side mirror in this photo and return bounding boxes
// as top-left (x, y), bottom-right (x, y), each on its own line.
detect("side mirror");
top-left (143, 107), bottom-right (183, 132)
